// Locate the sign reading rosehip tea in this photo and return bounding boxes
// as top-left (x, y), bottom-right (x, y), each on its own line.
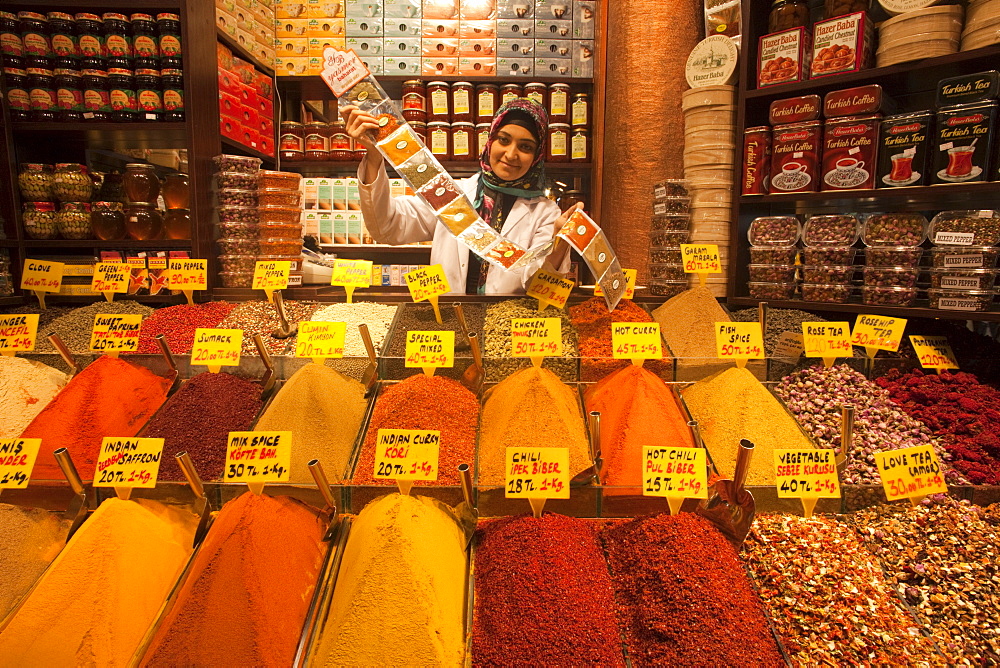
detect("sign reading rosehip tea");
top-left (296, 321), bottom-right (346, 363)
top-left (852, 314), bottom-right (906, 354)
top-left (190, 328), bottom-right (242, 372)
top-left (642, 446), bottom-right (707, 515)
top-left (773, 448), bottom-right (840, 517)
top-left (612, 322), bottom-right (662, 362)
top-left (405, 331), bottom-right (455, 370)
top-left (91, 262), bottom-right (129, 298)
top-left (166, 259), bottom-right (208, 290)
top-left (90, 313), bottom-right (142, 354)
top-left (874, 443), bottom-right (947, 503)
top-left (802, 321), bottom-right (852, 366)
top-left (373, 429), bottom-right (440, 481)
top-left (0, 314), bottom-right (39, 355)
top-left (0, 438), bottom-right (42, 490)
top-left (511, 318), bottom-right (562, 359)
top-left (594, 268), bottom-right (636, 299)
top-left (526, 269), bottom-right (574, 310)
top-left (93, 437), bottom-right (164, 488)
top-left (225, 431), bottom-right (292, 484)
top-left (505, 447), bottom-right (570, 499)
top-left (715, 322), bottom-right (764, 367)
top-left (909, 335), bottom-right (959, 371)
top-left (20, 259), bottom-right (64, 293)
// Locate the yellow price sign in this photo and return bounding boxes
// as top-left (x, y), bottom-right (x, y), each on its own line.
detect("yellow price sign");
top-left (511, 318), bottom-right (562, 360)
top-left (594, 268), bottom-right (636, 299)
top-left (225, 431), bottom-right (292, 486)
top-left (909, 335), bottom-right (958, 371)
top-left (373, 429), bottom-right (440, 483)
top-left (404, 265), bottom-right (450, 302)
top-left (802, 321), bottom-right (852, 367)
top-left (93, 437), bottom-right (164, 489)
top-left (874, 443), bottom-right (947, 504)
top-left (681, 243), bottom-right (721, 273)
top-left (90, 313), bottom-right (142, 355)
top-left (405, 331), bottom-right (455, 373)
top-left (852, 315), bottom-right (906, 354)
top-left (774, 449), bottom-right (841, 517)
top-left (190, 328), bottom-right (242, 373)
top-left (20, 259), bottom-right (64, 293)
top-left (295, 321), bottom-right (346, 364)
top-left (526, 269), bottom-right (574, 310)
top-left (0, 438), bottom-right (42, 490)
top-left (253, 260), bottom-right (291, 299)
top-left (642, 446), bottom-right (707, 515)
top-left (166, 259), bottom-right (208, 291)
top-left (0, 314), bottom-right (39, 356)
top-left (331, 259), bottom-right (372, 303)
top-left (715, 322), bottom-right (764, 367)
top-left (505, 446), bottom-right (570, 499)
top-left (612, 322), bottom-right (662, 362)
top-left (91, 262), bottom-right (129, 298)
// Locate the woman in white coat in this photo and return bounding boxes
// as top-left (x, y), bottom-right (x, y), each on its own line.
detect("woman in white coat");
top-left (341, 97), bottom-right (578, 294)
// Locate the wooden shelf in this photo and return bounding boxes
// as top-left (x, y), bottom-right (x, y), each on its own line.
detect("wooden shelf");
top-left (0, 240), bottom-right (18, 248)
top-left (11, 122), bottom-right (188, 149)
top-left (318, 244), bottom-right (432, 252)
top-left (285, 160), bottom-right (593, 176)
top-left (739, 181), bottom-right (1000, 213)
top-left (279, 74), bottom-right (594, 99)
top-left (220, 137), bottom-right (277, 164)
top-left (217, 28), bottom-right (275, 77)
top-left (22, 240), bottom-right (193, 249)
top-left (0, 296), bottom-right (23, 307)
top-left (728, 296), bottom-right (1000, 323)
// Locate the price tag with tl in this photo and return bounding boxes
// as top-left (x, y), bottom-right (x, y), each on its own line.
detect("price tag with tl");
top-left (506, 446), bottom-right (569, 517)
top-left (0, 314), bottom-right (39, 357)
top-left (404, 265), bottom-right (450, 324)
top-left (680, 244), bottom-right (721, 286)
top-left (0, 438), bottom-right (42, 491)
top-left (190, 328), bottom-right (242, 373)
top-left (852, 315), bottom-right (906, 357)
top-left (715, 322), bottom-right (764, 369)
top-left (373, 429), bottom-right (440, 496)
top-left (331, 259), bottom-right (373, 303)
top-left (296, 321), bottom-right (346, 365)
top-left (225, 431), bottom-right (292, 495)
top-left (802, 322), bottom-right (852, 367)
top-left (511, 318), bottom-right (562, 368)
top-left (642, 446), bottom-right (708, 516)
top-left (405, 331), bottom-right (454, 376)
top-left (611, 322), bottom-right (662, 366)
top-left (909, 335), bottom-right (958, 372)
top-left (526, 269), bottom-right (574, 311)
top-left (773, 449), bottom-right (841, 518)
top-left (874, 443), bottom-right (947, 506)
top-left (91, 262), bottom-right (129, 301)
top-left (90, 313), bottom-right (142, 357)
top-left (253, 260), bottom-right (291, 303)
top-left (20, 259), bottom-right (64, 308)
top-left (93, 437), bottom-right (164, 500)
top-left (166, 259), bottom-right (208, 305)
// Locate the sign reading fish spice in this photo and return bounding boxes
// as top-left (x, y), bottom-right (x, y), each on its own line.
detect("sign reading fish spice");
top-left (874, 443), bottom-right (947, 505)
top-left (225, 431), bottom-right (292, 490)
top-left (715, 322), bottom-right (764, 369)
top-left (642, 446), bottom-right (708, 515)
top-left (0, 314), bottom-right (39, 355)
top-left (0, 438), bottom-right (42, 489)
top-left (94, 437), bottom-right (164, 491)
top-left (773, 448), bottom-right (840, 517)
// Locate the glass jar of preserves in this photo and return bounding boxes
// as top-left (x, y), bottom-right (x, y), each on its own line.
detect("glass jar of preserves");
top-left (56, 201), bottom-right (91, 239)
top-left (156, 13), bottom-right (182, 68)
top-left (124, 201), bottom-right (162, 240)
top-left (75, 13), bottom-right (103, 69)
top-left (451, 81), bottom-right (473, 122)
top-left (135, 68), bottom-right (161, 121)
top-left (524, 82), bottom-right (546, 108)
top-left (451, 122), bottom-right (475, 160)
top-left (97, 170), bottom-right (125, 202)
top-left (161, 68), bottom-right (183, 121)
top-left (476, 83), bottom-right (499, 123)
top-left (22, 201), bottom-right (58, 239)
top-left (280, 121), bottom-right (304, 161)
top-left (547, 123), bottom-right (570, 163)
top-left (55, 68), bottom-right (83, 121)
top-left (54, 163), bottom-right (93, 202)
top-left (401, 79), bottom-right (425, 122)
top-left (305, 121), bottom-right (329, 161)
top-left (824, 0), bottom-right (869, 18)
top-left (47, 12), bottom-right (77, 68)
top-left (27, 67), bottom-right (56, 121)
top-left (571, 92), bottom-right (589, 128)
top-left (130, 14), bottom-right (158, 69)
top-left (500, 83), bottom-right (522, 105)
top-left (1, 12), bottom-right (24, 63)
top-left (548, 83), bottom-right (570, 123)
top-left (768, 0), bottom-right (809, 32)
top-left (571, 127), bottom-right (589, 163)
top-left (329, 119), bottom-right (353, 160)
top-left (108, 67), bottom-right (137, 121)
top-left (102, 13), bottom-right (132, 68)
top-left (82, 68), bottom-right (110, 120)
top-left (475, 122), bottom-right (490, 156)
top-left (353, 141), bottom-right (367, 162)
top-left (162, 172), bottom-right (188, 209)
top-left (427, 81), bottom-right (450, 122)
top-left (19, 12), bottom-right (51, 67)
top-left (91, 201), bottom-right (126, 240)
top-left (18, 163), bottom-right (54, 201)
top-left (5, 67), bottom-right (30, 120)
top-left (163, 207), bottom-right (190, 239)
top-left (123, 163), bottom-right (159, 203)
top-left (410, 120), bottom-right (427, 144)
top-left (428, 122), bottom-right (451, 160)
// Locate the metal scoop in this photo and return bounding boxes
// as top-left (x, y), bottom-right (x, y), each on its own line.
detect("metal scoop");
top-left (271, 290), bottom-right (298, 339)
top-left (461, 332), bottom-right (485, 394)
top-left (358, 324), bottom-right (379, 393)
top-left (155, 334), bottom-right (182, 394)
top-left (696, 438), bottom-right (756, 550)
top-left (571, 411), bottom-right (603, 486)
top-left (453, 302), bottom-right (470, 342)
top-left (308, 459), bottom-right (341, 541)
top-left (176, 452), bottom-right (213, 547)
top-left (837, 405), bottom-right (855, 476)
top-left (455, 463), bottom-right (478, 548)
top-left (46, 332), bottom-right (79, 378)
top-left (54, 448), bottom-right (90, 541)
top-left (253, 333), bottom-right (277, 397)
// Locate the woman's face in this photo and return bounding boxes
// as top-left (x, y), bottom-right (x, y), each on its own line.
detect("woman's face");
top-left (489, 123), bottom-right (538, 181)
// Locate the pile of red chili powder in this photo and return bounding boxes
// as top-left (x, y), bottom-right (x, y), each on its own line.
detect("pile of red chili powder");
top-left (472, 513), bottom-right (624, 667)
top-left (876, 369), bottom-right (1000, 485)
top-left (568, 297), bottom-right (672, 381)
top-left (601, 513), bottom-right (784, 666)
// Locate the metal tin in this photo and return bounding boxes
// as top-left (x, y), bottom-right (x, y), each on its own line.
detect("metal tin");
top-left (877, 111), bottom-right (932, 188)
top-left (933, 101), bottom-right (998, 184)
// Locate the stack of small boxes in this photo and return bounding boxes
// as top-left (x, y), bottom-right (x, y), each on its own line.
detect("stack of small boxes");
top-left (216, 0), bottom-right (277, 69)
top-left (218, 44), bottom-right (278, 157)
top-left (273, 0), bottom-right (595, 78)
top-left (648, 180), bottom-right (691, 299)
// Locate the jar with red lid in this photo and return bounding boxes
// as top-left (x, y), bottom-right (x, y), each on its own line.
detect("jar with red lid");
top-left (82, 68), bottom-right (110, 121)
top-left (476, 84), bottom-right (499, 123)
top-left (304, 121), bottom-right (329, 161)
top-left (411, 120), bottom-right (428, 144)
top-left (524, 82), bottom-right (546, 108)
top-left (19, 12), bottom-right (52, 68)
top-left (401, 79), bottom-right (425, 122)
top-left (451, 81), bottom-right (473, 122)
top-left (329, 120), bottom-right (353, 161)
top-left (548, 83), bottom-right (570, 123)
top-left (428, 121), bottom-right (451, 160)
top-left (571, 92), bottom-right (589, 128)
top-left (547, 123), bottom-right (570, 163)
top-left (353, 141), bottom-right (367, 162)
top-left (475, 122), bottom-right (490, 156)
top-left (426, 80), bottom-right (450, 122)
top-left (570, 127), bottom-right (589, 163)
top-left (451, 122), bottom-right (475, 160)
top-left (500, 83), bottom-right (521, 106)
top-left (279, 121), bottom-right (304, 161)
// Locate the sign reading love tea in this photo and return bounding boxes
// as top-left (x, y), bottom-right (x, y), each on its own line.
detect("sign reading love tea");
top-left (875, 443), bottom-right (947, 503)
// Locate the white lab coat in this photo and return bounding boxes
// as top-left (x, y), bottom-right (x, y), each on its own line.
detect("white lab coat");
top-left (358, 164), bottom-right (566, 294)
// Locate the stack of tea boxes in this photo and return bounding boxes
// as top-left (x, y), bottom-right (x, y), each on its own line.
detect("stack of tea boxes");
top-left (270, 0), bottom-right (595, 77)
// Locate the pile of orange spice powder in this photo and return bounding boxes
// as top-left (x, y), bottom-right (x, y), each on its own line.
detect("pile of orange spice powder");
top-left (569, 297), bottom-right (673, 381)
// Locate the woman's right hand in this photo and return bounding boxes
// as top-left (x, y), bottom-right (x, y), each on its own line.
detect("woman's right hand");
top-left (340, 105), bottom-right (378, 152)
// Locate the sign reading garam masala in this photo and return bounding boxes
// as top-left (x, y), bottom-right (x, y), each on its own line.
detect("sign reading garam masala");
top-left (505, 446), bottom-right (570, 499)
top-left (190, 328), bottom-right (242, 372)
top-left (852, 314), bottom-right (906, 354)
top-left (612, 322), bottom-right (662, 360)
top-left (715, 321), bottom-right (764, 366)
top-left (511, 318), bottom-right (562, 358)
top-left (296, 321), bottom-right (347, 363)
top-left (90, 313), bottom-right (142, 354)
top-left (225, 431), bottom-right (292, 484)
top-left (802, 321), bottom-right (852, 366)
top-left (909, 335), bottom-right (959, 370)
top-left (405, 331), bottom-right (455, 369)
top-left (372, 429), bottom-right (440, 481)
top-left (0, 314), bottom-right (39, 355)
top-left (0, 438), bottom-right (42, 489)
top-left (680, 244), bottom-right (722, 273)
top-left (774, 448), bottom-right (840, 517)
top-left (642, 446), bottom-right (708, 514)
top-left (526, 269), bottom-right (575, 310)
top-left (93, 437), bottom-right (164, 488)
top-left (90, 262), bottom-right (129, 296)
top-left (594, 268), bottom-right (636, 299)
top-left (874, 443), bottom-right (947, 503)
top-left (20, 259), bottom-right (64, 293)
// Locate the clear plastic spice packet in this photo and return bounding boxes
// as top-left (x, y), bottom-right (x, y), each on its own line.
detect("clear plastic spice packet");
top-left (418, 173), bottom-right (462, 211)
top-left (396, 150), bottom-right (443, 190)
top-left (457, 222), bottom-right (501, 253)
top-left (438, 195), bottom-right (479, 235)
top-left (342, 80), bottom-right (387, 110)
top-left (377, 125), bottom-right (424, 167)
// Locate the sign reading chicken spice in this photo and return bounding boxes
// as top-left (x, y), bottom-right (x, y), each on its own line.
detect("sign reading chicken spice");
top-left (642, 446), bottom-right (707, 515)
top-left (93, 437), bottom-right (164, 491)
top-left (874, 443), bottom-right (948, 504)
top-left (773, 448), bottom-right (840, 517)
top-left (510, 318), bottom-right (562, 362)
top-left (0, 438), bottom-right (42, 489)
top-left (908, 334), bottom-right (959, 371)
top-left (0, 314), bottom-right (39, 355)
